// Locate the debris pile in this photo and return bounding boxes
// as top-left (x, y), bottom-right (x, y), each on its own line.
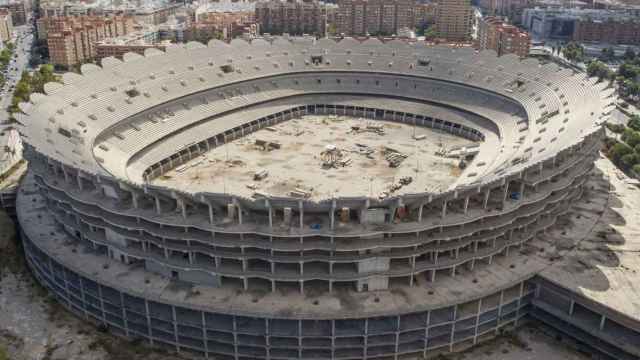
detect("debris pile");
top-left (350, 121), bottom-right (385, 135)
top-left (255, 139), bottom-right (281, 151)
top-left (379, 176), bottom-right (413, 199)
top-left (290, 187), bottom-right (312, 198)
top-left (383, 147), bottom-right (408, 167)
top-left (352, 143), bottom-right (375, 158)
top-left (254, 169), bottom-right (269, 181)
top-left (321, 144), bottom-right (352, 168)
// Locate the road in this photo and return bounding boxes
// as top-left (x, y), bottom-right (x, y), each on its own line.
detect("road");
top-left (0, 23), bottom-right (34, 124)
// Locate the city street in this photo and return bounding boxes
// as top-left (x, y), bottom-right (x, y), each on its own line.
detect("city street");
top-left (0, 23), bottom-right (34, 124)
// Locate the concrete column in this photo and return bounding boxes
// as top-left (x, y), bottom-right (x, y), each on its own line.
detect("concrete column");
top-left (599, 315), bottom-right (606, 330)
top-left (360, 199), bottom-right (370, 224)
top-left (266, 200), bottom-right (273, 228)
top-left (441, 200), bottom-right (447, 219)
top-left (144, 299), bottom-right (154, 345)
top-left (502, 182), bottom-right (510, 206)
top-left (76, 175), bottom-right (84, 190)
top-left (519, 182), bottom-right (525, 199)
top-left (236, 201), bottom-right (242, 225)
top-left (131, 191), bottom-right (139, 209)
top-left (418, 203), bottom-right (424, 222)
top-left (154, 196), bottom-right (162, 215)
top-left (463, 196), bottom-right (470, 215)
top-left (299, 200), bottom-right (304, 229)
top-left (569, 300), bottom-right (575, 316)
top-left (514, 282), bottom-right (524, 327)
top-left (208, 203), bottom-right (214, 224)
top-left (178, 198), bottom-right (187, 219)
top-left (449, 305), bottom-right (457, 352)
top-left (483, 189), bottom-right (490, 209)
top-left (473, 298), bottom-right (482, 344)
top-left (330, 200), bottom-right (336, 230)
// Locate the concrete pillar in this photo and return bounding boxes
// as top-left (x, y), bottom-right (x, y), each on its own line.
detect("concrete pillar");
top-left (208, 203), bottom-right (214, 224)
top-left (519, 182), bottom-right (525, 199)
top-left (236, 200), bottom-right (242, 225)
top-left (599, 315), bottom-right (606, 330)
top-left (154, 196), bottom-right (162, 214)
top-left (483, 189), bottom-right (490, 209)
top-left (266, 200), bottom-right (273, 228)
top-left (441, 200), bottom-right (447, 219)
top-left (299, 200), bottom-right (304, 229)
top-left (178, 198), bottom-right (187, 219)
top-left (360, 199), bottom-right (370, 224)
top-left (330, 200), bottom-right (336, 230)
top-left (131, 191), bottom-right (139, 209)
top-left (418, 203), bottom-right (424, 222)
top-left (502, 182), bottom-right (509, 206)
top-left (449, 305), bottom-right (457, 352)
top-left (463, 196), bottom-right (470, 215)
top-left (569, 300), bottom-right (575, 316)
top-left (77, 175), bottom-right (84, 190)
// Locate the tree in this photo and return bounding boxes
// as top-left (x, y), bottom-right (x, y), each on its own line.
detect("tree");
top-left (628, 114), bottom-right (640, 132)
top-left (609, 142), bottom-right (633, 164)
top-left (563, 42), bottom-right (585, 63)
top-left (587, 60), bottom-right (612, 81)
top-left (618, 62), bottom-right (640, 80)
top-left (632, 163), bottom-right (640, 175)
top-left (621, 128), bottom-right (640, 148)
top-left (606, 122), bottom-right (625, 133)
top-left (621, 153), bottom-right (639, 169)
top-left (624, 47), bottom-right (636, 61)
top-left (599, 47), bottom-right (615, 62)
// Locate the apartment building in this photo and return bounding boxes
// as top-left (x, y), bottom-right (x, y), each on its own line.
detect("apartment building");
top-left (478, 0), bottom-right (529, 23)
top-left (414, 2), bottom-right (436, 28)
top-left (255, 0), bottom-right (335, 36)
top-left (45, 15), bottom-right (135, 68)
top-left (196, 0), bottom-right (256, 39)
top-left (0, 0), bottom-right (26, 26)
top-left (477, 16), bottom-right (530, 57)
top-left (336, 0), bottom-right (415, 36)
top-left (574, 18), bottom-right (640, 45)
top-left (435, 0), bottom-right (474, 41)
top-left (95, 25), bottom-right (164, 60)
top-left (0, 8), bottom-right (12, 42)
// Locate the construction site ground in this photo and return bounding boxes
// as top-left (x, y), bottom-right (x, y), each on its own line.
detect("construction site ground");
top-left (152, 115), bottom-right (475, 200)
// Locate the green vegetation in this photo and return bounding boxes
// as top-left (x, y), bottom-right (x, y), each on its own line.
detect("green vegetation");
top-left (586, 60), bottom-right (613, 82)
top-left (0, 43), bottom-right (15, 87)
top-left (599, 47), bottom-right (616, 62)
top-left (8, 64), bottom-right (60, 119)
top-left (0, 345), bottom-right (8, 360)
top-left (605, 114), bottom-right (640, 176)
top-left (562, 42), bottom-right (585, 63)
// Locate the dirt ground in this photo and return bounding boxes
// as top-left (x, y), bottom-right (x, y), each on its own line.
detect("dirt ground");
top-left (0, 210), bottom-right (188, 360)
top-left (447, 324), bottom-right (591, 360)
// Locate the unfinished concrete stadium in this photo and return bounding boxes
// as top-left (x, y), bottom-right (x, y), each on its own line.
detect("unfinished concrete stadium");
top-left (14, 37), bottom-right (638, 360)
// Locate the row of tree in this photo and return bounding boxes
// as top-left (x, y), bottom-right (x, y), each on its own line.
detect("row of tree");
top-left (606, 114), bottom-right (640, 175)
top-left (8, 64), bottom-right (58, 120)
